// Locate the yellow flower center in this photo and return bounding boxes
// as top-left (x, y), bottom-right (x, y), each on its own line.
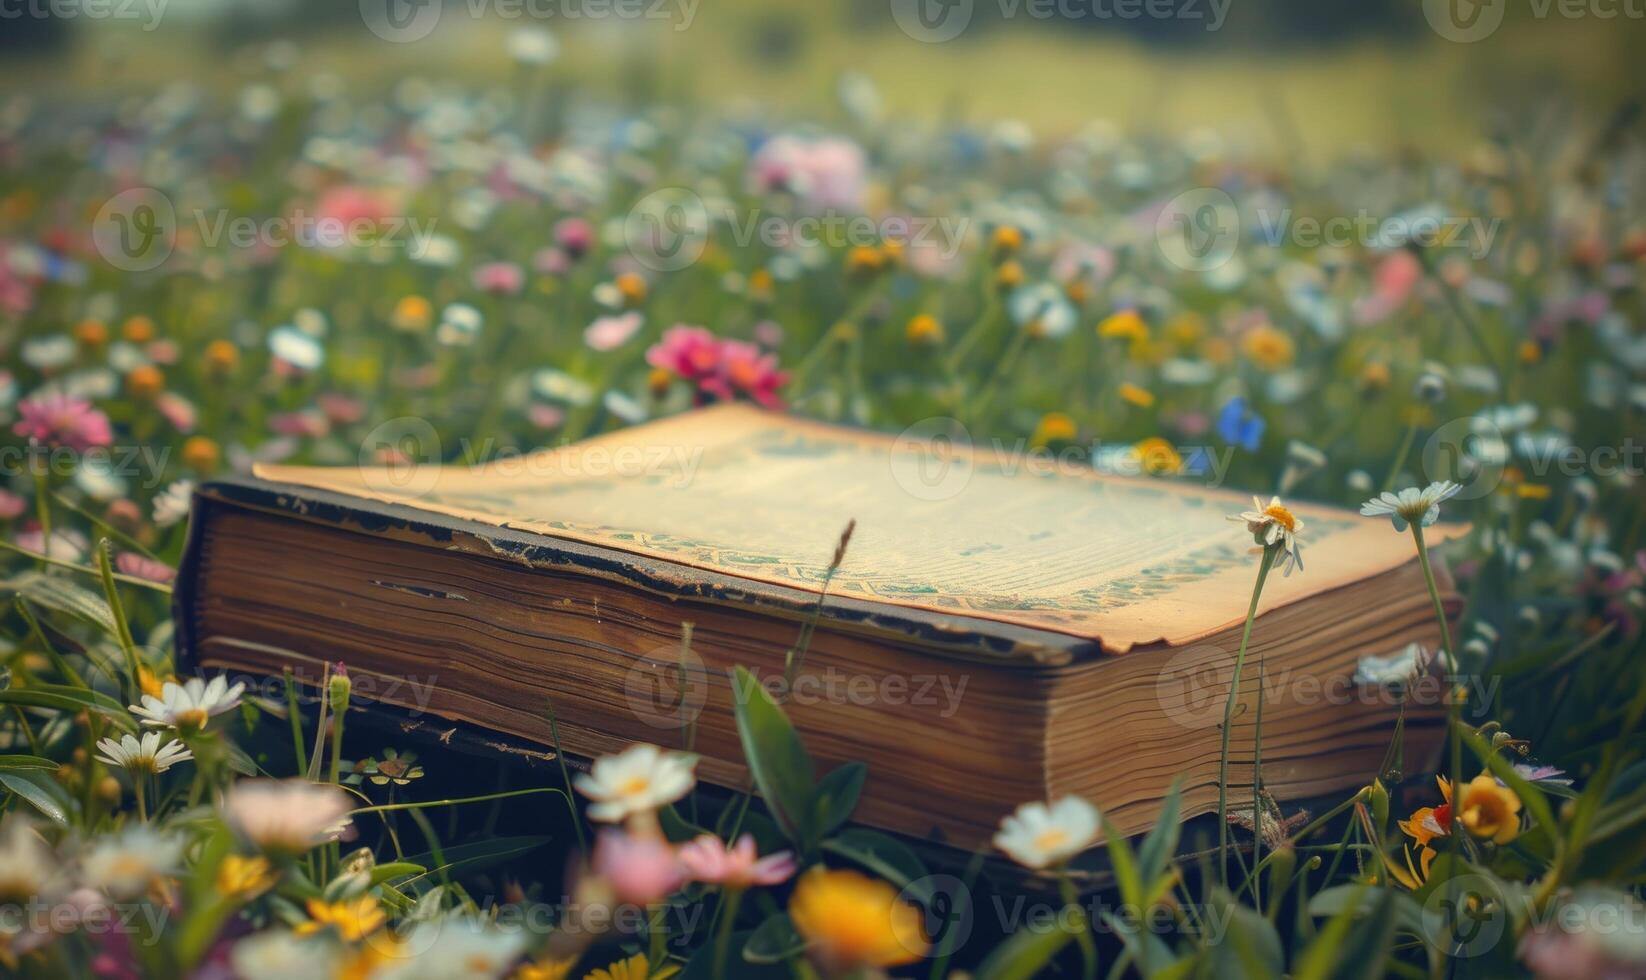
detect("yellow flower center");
top-left (619, 775), bottom-right (651, 796)
top-left (1033, 828), bottom-right (1069, 854)
top-left (174, 708), bottom-right (210, 731)
top-left (1263, 504), bottom-right (1297, 532)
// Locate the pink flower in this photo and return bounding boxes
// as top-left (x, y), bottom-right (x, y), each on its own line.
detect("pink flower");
top-left (318, 393), bottom-right (366, 425)
top-left (748, 136), bottom-right (867, 213)
top-left (115, 552), bottom-right (176, 585)
top-left (528, 404), bottom-right (566, 430)
top-left (646, 325), bottom-right (723, 382)
top-left (533, 247), bottom-right (571, 276)
top-left (555, 217), bottom-right (594, 258)
top-left (12, 391), bottom-right (113, 451)
top-left (473, 261), bottom-right (525, 296)
top-left (315, 185), bottom-right (389, 229)
top-left (678, 834), bottom-right (795, 889)
top-left (268, 411), bottom-right (329, 438)
top-left (1354, 251), bottom-right (1423, 325)
top-left (585, 312), bottom-right (644, 352)
top-left (156, 393), bottom-right (197, 433)
top-left (590, 831), bottom-right (684, 906)
top-left (0, 490), bottom-right (26, 520)
top-left (15, 527), bottom-right (87, 561)
top-left (709, 340), bottom-right (789, 409)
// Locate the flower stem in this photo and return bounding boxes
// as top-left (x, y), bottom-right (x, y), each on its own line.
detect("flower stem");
top-left (1219, 544), bottom-right (1278, 884)
top-left (96, 539), bottom-right (143, 704)
top-left (1410, 524), bottom-right (1463, 883)
top-left (32, 466), bottom-right (51, 571)
top-left (712, 887), bottom-right (743, 979)
top-left (1057, 870), bottom-right (1097, 980)
top-left (134, 776), bottom-right (148, 822)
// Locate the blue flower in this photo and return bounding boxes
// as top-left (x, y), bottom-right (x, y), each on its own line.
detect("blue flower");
top-left (1216, 396), bottom-right (1265, 451)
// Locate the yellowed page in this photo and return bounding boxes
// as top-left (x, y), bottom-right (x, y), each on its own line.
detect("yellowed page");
top-left (256, 405), bottom-right (1462, 652)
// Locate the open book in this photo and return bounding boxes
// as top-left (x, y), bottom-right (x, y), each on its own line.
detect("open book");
top-left (175, 405), bottom-right (1459, 844)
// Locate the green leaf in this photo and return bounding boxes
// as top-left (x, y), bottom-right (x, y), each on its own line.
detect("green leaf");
top-left (0, 770), bottom-right (73, 824)
top-left (0, 755), bottom-right (59, 771)
top-left (743, 912), bottom-right (806, 964)
top-left (1104, 820), bottom-right (1145, 912)
top-left (369, 862), bottom-right (427, 885)
top-left (398, 835), bottom-right (551, 880)
top-left (1137, 779), bottom-right (1183, 887)
top-left (731, 666), bottom-right (816, 848)
top-left (0, 686), bottom-right (136, 730)
top-left (821, 828), bottom-right (930, 901)
top-left (1209, 890), bottom-right (1284, 980)
top-left (659, 803), bottom-right (711, 843)
top-left (1464, 731), bottom-right (1558, 841)
top-left (974, 916), bottom-right (1079, 980)
top-left (677, 932), bottom-right (789, 979)
top-left (4, 573), bottom-right (117, 635)
top-left (813, 762), bottom-right (866, 837)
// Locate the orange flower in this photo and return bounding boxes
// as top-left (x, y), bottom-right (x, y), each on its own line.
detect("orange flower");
top-left (788, 867), bottom-right (928, 971)
top-left (1240, 325), bottom-right (1295, 370)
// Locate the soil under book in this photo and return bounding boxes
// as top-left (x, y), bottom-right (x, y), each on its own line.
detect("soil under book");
top-left (174, 404), bottom-right (1460, 846)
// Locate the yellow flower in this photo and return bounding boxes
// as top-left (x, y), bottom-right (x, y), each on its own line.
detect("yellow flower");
top-left (216, 854), bottom-right (275, 900)
top-left (584, 953), bottom-right (678, 980)
top-left (513, 958), bottom-right (575, 980)
top-left (990, 225), bottom-right (1023, 256)
top-left (182, 436), bottom-right (221, 473)
top-left (1241, 325), bottom-right (1295, 370)
top-left (137, 664), bottom-right (171, 700)
top-left (1457, 774), bottom-right (1522, 844)
top-left (905, 314), bottom-right (945, 347)
top-left (1030, 412), bottom-right (1078, 448)
top-left (204, 340), bottom-right (239, 374)
top-left (296, 896), bottom-right (385, 942)
top-left (1097, 310), bottom-right (1148, 345)
top-left (787, 867), bottom-right (928, 971)
top-left (615, 273), bottom-right (648, 306)
top-left (1384, 843), bottom-right (1436, 890)
top-left (1135, 438), bottom-right (1182, 475)
top-left (1519, 339), bottom-right (1543, 364)
top-left (1118, 383), bottom-right (1155, 408)
top-left (392, 295), bottom-right (433, 332)
top-left (845, 245), bottom-right (885, 277)
top-left (994, 260), bottom-right (1024, 290)
top-left (748, 268), bottom-right (775, 302)
top-left (1165, 311), bottom-right (1205, 345)
top-left (126, 365), bottom-right (165, 400)
top-left (1359, 361), bottom-right (1391, 392)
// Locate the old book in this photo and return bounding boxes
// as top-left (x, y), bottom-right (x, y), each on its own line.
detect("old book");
top-left (175, 404), bottom-right (1459, 846)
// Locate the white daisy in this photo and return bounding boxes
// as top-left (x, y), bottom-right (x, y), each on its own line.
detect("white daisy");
top-left (222, 779), bottom-right (353, 854)
top-left (574, 743), bottom-right (697, 823)
top-left (95, 731), bottom-right (194, 775)
top-left (1359, 481), bottom-right (1462, 532)
top-left (129, 676), bottom-right (245, 732)
top-left (0, 819), bottom-right (61, 902)
top-left (152, 479), bottom-right (194, 529)
top-left (1230, 495), bottom-right (1305, 576)
top-left (993, 795), bottom-right (1103, 869)
top-left (231, 931), bottom-right (340, 980)
top-left (375, 917), bottom-right (529, 980)
top-left (81, 826), bottom-right (184, 898)
top-left (1353, 642), bottom-right (1434, 688)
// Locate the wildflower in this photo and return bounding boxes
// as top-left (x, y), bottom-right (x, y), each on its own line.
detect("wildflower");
top-left (1455, 774), bottom-right (1522, 844)
top-left (437, 303), bottom-right (484, 347)
top-left (268, 326), bottom-right (325, 373)
top-left (747, 135), bottom-right (867, 213)
top-left (222, 780), bottom-right (353, 854)
top-left (391, 295), bottom-right (433, 332)
top-left (1240, 324), bottom-right (1295, 370)
top-left (296, 896), bottom-right (384, 941)
top-left (1231, 495), bottom-right (1305, 575)
top-left (16, 528), bottom-right (87, 561)
top-left (12, 391), bottom-right (113, 451)
top-left (473, 261), bottom-right (525, 296)
top-left (230, 931), bottom-right (338, 979)
top-left (585, 953), bottom-right (677, 980)
top-left (905, 314), bottom-right (944, 346)
top-left (1359, 481), bottom-right (1462, 532)
top-left (788, 867), bottom-right (928, 970)
top-left (513, 959), bottom-right (576, 980)
top-left (1118, 382), bottom-right (1155, 408)
top-left (1030, 412), bottom-right (1078, 448)
top-left (380, 917), bottom-right (528, 979)
top-left (1353, 643), bottom-right (1432, 688)
top-left (507, 25), bottom-right (558, 66)
top-left (153, 479), bottom-right (194, 528)
top-left (678, 833), bottom-right (796, 888)
top-left (1007, 283), bottom-right (1077, 339)
top-left (646, 325), bottom-right (721, 383)
top-left (0, 819), bottom-right (59, 903)
top-left (574, 743), bottom-right (696, 823)
top-left (994, 259), bottom-right (1024, 290)
top-left (1413, 368), bottom-right (1448, 404)
top-left (204, 339), bottom-right (239, 374)
top-left (181, 435), bottom-right (220, 472)
top-left (845, 245), bottom-right (885, 277)
top-left (1360, 361), bottom-right (1391, 393)
top-left (1215, 396), bottom-right (1265, 451)
top-left (216, 854), bottom-right (276, 900)
top-left (554, 217), bottom-right (593, 258)
top-left (74, 319), bottom-right (108, 348)
top-left (590, 829), bottom-right (685, 904)
top-left (94, 731), bottom-right (193, 775)
top-left (82, 826), bottom-right (184, 898)
top-left (993, 795), bottom-right (1102, 869)
top-left (1384, 843), bottom-right (1436, 890)
top-left (990, 225), bottom-right (1024, 256)
top-left (121, 315), bottom-right (155, 344)
top-left (1095, 314), bottom-right (1147, 356)
top-left (130, 676), bottom-right (244, 732)
top-left (125, 365), bottom-right (164, 400)
top-left (584, 312), bottom-right (643, 352)
top-left (614, 272), bottom-right (648, 306)
top-left (0, 490), bottom-right (24, 520)
top-left (1135, 437), bottom-right (1182, 475)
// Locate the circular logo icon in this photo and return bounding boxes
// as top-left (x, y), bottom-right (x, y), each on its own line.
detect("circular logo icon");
top-left (1422, 873), bottom-right (1509, 957)
top-left (360, 0), bottom-right (442, 43)
top-left (1421, 416), bottom-right (1506, 502)
top-left (890, 0), bottom-right (974, 42)
top-left (1422, 0), bottom-right (1507, 42)
top-left (1156, 187), bottom-right (1240, 273)
top-left (897, 874), bottom-right (972, 958)
top-left (358, 416), bottom-right (442, 499)
top-left (1155, 645), bottom-right (1232, 729)
top-left (889, 417), bottom-right (973, 502)
top-left (624, 187), bottom-right (710, 272)
top-left (92, 188), bottom-right (177, 272)
top-left (622, 641), bottom-right (709, 730)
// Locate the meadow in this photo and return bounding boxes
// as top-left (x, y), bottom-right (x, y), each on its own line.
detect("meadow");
top-left (1, 13), bottom-right (1645, 979)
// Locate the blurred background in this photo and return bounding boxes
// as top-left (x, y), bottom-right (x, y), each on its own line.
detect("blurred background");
top-left (2, 0), bottom-right (1642, 154)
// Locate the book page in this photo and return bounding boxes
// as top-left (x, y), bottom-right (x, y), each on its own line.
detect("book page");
top-left (256, 405), bottom-right (1463, 652)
